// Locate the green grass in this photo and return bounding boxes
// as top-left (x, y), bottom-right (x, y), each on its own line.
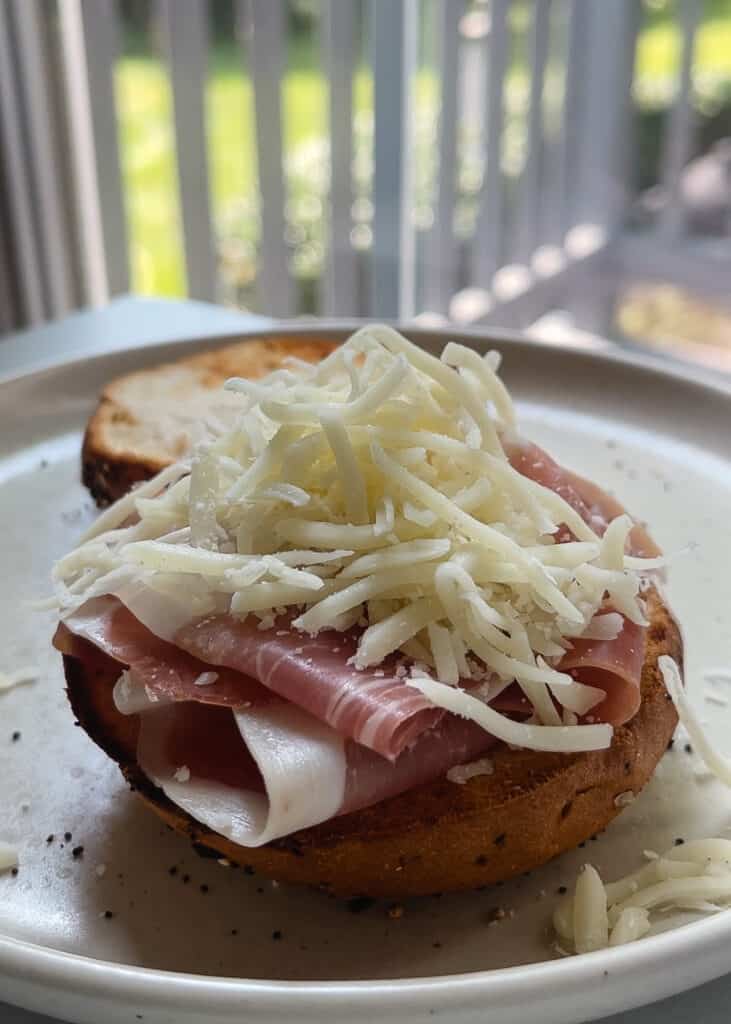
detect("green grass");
top-left (115, 7), bottom-right (731, 299)
top-left (636, 14), bottom-right (731, 82)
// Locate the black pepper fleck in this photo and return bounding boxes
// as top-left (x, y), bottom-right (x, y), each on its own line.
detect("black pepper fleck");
top-left (272, 930), bottom-right (282, 941)
top-left (558, 885), bottom-right (567, 895)
top-left (578, 841), bottom-right (586, 849)
top-left (230, 929), bottom-right (238, 936)
top-left (11, 867), bottom-right (18, 876)
top-left (494, 833), bottom-right (506, 847)
top-left (103, 910), bottom-right (114, 919)
top-left (71, 845), bottom-right (84, 859)
top-left (674, 837), bottom-right (685, 846)
top-left (11, 731), bottom-right (21, 742)
top-left (475, 854), bottom-right (488, 866)
top-left (64, 831), bottom-right (72, 841)
top-left (256, 886), bottom-right (264, 894)
top-left (684, 743), bottom-right (693, 754)
top-left (46, 834), bottom-right (54, 844)
top-left (432, 941), bottom-right (442, 949)
top-left (168, 866), bottom-right (178, 876)
top-left (200, 883), bottom-right (209, 894)
top-left (182, 874), bottom-right (190, 884)
top-left (243, 864), bottom-right (255, 876)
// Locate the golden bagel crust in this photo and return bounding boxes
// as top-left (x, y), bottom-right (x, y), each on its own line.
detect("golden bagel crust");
top-left (61, 586), bottom-right (680, 898)
top-left (82, 336), bottom-right (339, 506)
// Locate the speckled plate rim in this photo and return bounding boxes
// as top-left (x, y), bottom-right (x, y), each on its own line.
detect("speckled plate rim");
top-left (2, 321), bottom-right (731, 1024)
top-left (1, 907), bottom-right (731, 1023)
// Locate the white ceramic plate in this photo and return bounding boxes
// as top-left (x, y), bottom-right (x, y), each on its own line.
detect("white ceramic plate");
top-left (1, 325), bottom-right (731, 1024)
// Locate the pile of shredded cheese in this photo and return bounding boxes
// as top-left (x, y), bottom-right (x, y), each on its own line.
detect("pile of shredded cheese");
top-left (52, 324), bottom-right (660, 754)
top-left (554, 838), bottom-right (731, 954)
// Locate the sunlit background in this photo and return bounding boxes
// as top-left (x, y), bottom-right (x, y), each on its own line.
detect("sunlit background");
top-left (109, 0), bottom-right (731, 358)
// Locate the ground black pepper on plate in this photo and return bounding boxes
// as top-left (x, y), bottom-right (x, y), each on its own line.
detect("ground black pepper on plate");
top-left (64, 831), bottom-right (72, 841)
top-left (46, 834), bottom-right (54, 844)
top-left (103, 910), bottom-right (113, 919)
top-left (200, 884), bottom-right (209, 893)
top-left (72, 845), bottom-right (84, 859)
top-left (11, 731), bottom-right (21, 742)
top-left (168, 866), bottom-right (178, 876)
top-left (182, 874), bottom-right (190, 884)
top-left (684, 743), bottom-right (693, 754)
top-left (272, 930), bottom-right (282, 940)
top-left (558, 885), bottom-right (567, 895)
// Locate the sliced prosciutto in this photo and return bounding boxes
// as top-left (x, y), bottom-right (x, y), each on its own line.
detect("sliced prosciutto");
top-left (173, 613), bottom-right (441, 761)
top-left (559, 616), bottom-right (646, 725)
top-left (56, 597), bottom-right (269, 709)
top-left (129, 676), bottom-right (496, 846)
top-left (505, 437), bottom-right (661, 557)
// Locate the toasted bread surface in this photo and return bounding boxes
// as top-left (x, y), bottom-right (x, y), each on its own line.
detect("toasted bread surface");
top-left (61, 587), bottom-right (680, 897)
top-left (82, 336), bottom-right (339, 505)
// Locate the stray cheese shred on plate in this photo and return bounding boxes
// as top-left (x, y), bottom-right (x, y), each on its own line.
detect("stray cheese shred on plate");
top-left (555, 837), bottom-right (731, 954)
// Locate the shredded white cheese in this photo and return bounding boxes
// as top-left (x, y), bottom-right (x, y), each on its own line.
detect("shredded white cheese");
top-left (0, 666), bottom-right (39, 693)
top-left (573, 865), bottom-right (608, 953)
top-left (53, 324), bottom-right (660, 756)
top-left (660, 657), bottom-right (731, 787)
top-left (554, 837), bottom-right (731, 954)
top-left (446, 756), bottom-right (494, 785)
top-left (193, 672), bottom-right (219, 687)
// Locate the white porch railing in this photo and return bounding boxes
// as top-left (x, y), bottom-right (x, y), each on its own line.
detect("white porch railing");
top-left (0, 0), bottom-right (726, 335)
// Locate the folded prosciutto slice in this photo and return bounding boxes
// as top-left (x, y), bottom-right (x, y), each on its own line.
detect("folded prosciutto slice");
top-left (135, 696), bottom-right (495, 847)
top-left (56, 615), bottom-right (495, 846)
top-left (59, 596), bottom-right (270, 709)
top-left (559, 616), bottom-right (646, 725)
top-left (174, 613), bottom-right (441, 760)
top-left (61, 597), bottom-right (441, 761)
